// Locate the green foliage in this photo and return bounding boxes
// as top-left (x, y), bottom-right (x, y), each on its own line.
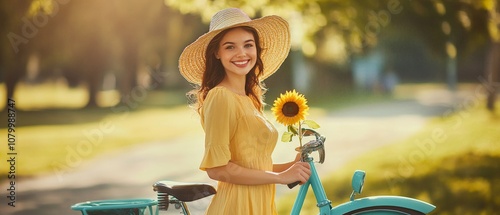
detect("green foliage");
top-left (165, 0), bottom-right (496, 65)
top-left (288, 125), bottom-right (299, 135)
top-left (303, 120), bottom-right (320, 129)
top-left (281, 131), bottom-right (294, 142)
top-left (281, 120), bottom-right (321, 143)
top-left (2, 0), bottom-right (497, 106)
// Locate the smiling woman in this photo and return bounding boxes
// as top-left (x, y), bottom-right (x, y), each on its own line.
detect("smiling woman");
top-left (178, 8), bottom-right (311, 215)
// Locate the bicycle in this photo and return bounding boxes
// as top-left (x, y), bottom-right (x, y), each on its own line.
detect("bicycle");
top-left (71, 129), bottom-right (435, 215)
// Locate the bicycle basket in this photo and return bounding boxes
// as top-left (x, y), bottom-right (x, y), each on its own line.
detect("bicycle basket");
top-left (71, 198), bottom-right (157, 215)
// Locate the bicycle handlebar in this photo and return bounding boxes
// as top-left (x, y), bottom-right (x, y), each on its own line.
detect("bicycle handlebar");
top-left (287, 181), bottom-right (301, 189)
top-left (299, 129), bottom-right (326, 164)
top-left (288, 129), bottom-right (326, 189)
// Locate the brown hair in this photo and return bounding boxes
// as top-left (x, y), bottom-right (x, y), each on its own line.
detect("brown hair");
top-left (188, 26), bottom-right (267, 114)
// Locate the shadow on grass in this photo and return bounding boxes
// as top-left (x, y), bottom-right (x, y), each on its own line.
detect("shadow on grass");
top-left (0, 92), bottom-right (189, 128)
top-left (363, 152), bottom-right (500, 215)
top-left (3, 183), bottom-right (152, 215)
top-left (0, 108), bottom-right (114, 128)
top-left (396, 152), bottom-right (500, 215)
top-left (4, 182), bottom-right (209, 215)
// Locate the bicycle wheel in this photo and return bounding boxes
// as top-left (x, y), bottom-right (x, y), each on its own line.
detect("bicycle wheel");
top-left (343, 205), bottom-right (425, 215)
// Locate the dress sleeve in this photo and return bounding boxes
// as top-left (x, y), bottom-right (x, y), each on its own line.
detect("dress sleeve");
top-left (199, 88), bottom-right (237, 171)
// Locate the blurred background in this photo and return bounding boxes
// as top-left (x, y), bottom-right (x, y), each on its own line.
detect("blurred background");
top-left (0, 0), bottom-right (499, 214)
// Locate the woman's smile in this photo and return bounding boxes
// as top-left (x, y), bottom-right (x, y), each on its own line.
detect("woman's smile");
top-left (217, 27), bottom-right (257, 78)
top-left (232, 59), bottom-right (251, 67)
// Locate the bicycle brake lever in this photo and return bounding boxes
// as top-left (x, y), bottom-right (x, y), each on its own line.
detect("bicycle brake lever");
top-left (318, 145), bottom-right (325, 164)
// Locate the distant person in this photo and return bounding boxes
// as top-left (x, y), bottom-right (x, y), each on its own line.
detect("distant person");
top-left (179, 8), bottom-right (311, 215)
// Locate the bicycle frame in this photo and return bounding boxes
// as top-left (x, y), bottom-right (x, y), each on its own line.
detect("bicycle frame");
top-left (290, 156), bottom-right (435, 215)
top-left (291, 156), bottom-right (331, 214)
top-left (289, 129), bottom-right (435, 215)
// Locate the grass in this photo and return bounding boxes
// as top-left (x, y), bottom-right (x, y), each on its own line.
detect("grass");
top-left (0, 81), bottom-right (198, 179)
top-left (1, 107), bottom-right (201, 176)
top-left (277, 100), bottom-right (500, 215)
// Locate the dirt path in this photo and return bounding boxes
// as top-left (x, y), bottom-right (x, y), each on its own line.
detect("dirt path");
top-left (2, 87), bottom-right (474, 215)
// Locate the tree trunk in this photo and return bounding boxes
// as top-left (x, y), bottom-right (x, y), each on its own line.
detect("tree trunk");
top-left (117, 37), bottom-right (139, 107)
top-left (485, 2), bottom-right (500, 112)
top-left (5, 70), bottom-right (21, 100)
top-left (83, 42), bottom-right (106, 108)
top-left (5, 52), bottom-right (28, 104)
top-left (485, 42), bottom-right (499, 111)
top-left (85, 73), bottom-right (100, 108)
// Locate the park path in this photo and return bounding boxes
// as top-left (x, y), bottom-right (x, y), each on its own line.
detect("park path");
top-left (2, 87), bottom-right (475, 215)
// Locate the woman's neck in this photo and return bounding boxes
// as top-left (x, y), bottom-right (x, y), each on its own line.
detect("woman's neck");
top-left (219, 76), bottom-right (246, 96)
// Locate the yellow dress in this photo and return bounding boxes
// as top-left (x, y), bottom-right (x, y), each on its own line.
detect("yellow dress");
top-left (199, 86), bottom-right (279, 215)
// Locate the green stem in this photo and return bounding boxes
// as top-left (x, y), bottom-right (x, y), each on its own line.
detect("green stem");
top-left (298, 122), bottom-right (303, 148)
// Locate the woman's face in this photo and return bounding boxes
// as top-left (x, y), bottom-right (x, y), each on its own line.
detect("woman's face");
top-left (216, 27), bottom-right (257, 80)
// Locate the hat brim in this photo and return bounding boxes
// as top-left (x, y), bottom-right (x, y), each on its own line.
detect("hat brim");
top-left (179, 15), bottom-right (291, 85)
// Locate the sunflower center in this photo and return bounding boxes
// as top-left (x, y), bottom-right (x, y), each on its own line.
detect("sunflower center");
top-left (282, 102), bottom-right (299, 117)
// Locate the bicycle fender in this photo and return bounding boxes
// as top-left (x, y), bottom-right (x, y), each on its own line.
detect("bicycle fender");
top-left (330, 195), bottom-right (435, 214)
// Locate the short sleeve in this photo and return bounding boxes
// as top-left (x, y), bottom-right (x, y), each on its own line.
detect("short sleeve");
top-left (199, 88), bottom-right (237, 171)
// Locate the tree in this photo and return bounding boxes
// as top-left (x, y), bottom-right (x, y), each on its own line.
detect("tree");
top-left (483, 0), bottom-right (500, 111)
top-left (4, 0), bottom-right (495, 110)
top-left (1, 1), bottom-right (33, 102)
top-left (1, 0), bottom-right (190, 108)
top-left (164, 0), bottom-right (337, 92)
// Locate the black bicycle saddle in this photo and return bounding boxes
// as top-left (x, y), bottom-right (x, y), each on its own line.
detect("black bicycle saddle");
top-left (152, 181), bottom-right (216, 202)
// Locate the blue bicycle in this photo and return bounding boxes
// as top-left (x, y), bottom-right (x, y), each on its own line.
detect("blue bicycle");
top-left (72, 129), bottom-right (435, 215)
top-left (151, 129), bottom-right (435, 215)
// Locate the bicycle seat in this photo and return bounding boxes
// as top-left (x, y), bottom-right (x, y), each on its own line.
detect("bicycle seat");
top-left (153, 181), bottom-right (216, 202)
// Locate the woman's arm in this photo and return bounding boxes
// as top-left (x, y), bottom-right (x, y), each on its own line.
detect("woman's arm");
top-left (273, 153), bottom-right (301, 172)
top-left (206, 160), bottom-right (310, 186)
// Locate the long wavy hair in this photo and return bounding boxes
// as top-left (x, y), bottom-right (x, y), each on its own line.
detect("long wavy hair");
top-left (188, 26), bottom-right (267, 114)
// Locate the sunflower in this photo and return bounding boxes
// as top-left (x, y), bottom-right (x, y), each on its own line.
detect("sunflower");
top-left (271, 90), bottom-right (309, 126)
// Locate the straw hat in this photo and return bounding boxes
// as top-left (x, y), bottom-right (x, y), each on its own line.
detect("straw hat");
top-left (179, 8), bottom-right (291, 85)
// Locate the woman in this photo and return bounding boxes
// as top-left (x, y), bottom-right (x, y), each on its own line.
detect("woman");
top-left (179, 8), bottom-right (311, 214)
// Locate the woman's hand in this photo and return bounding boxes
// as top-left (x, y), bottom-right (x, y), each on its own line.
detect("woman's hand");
top-left (277, 161), bottom-right (311, 185)
top-left (294, 152), bottom-right (302, 162)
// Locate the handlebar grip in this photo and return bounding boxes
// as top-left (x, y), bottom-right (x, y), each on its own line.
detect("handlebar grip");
top-left (287, 181), bottom-right (300, 189)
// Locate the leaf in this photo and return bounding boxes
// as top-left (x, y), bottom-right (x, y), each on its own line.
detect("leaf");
top-left (303, 120), bottom-right (320, 129)
top-left (281, 132), bottom-right (294, 142)
top-left (288, 125), bottom-right (299, 135)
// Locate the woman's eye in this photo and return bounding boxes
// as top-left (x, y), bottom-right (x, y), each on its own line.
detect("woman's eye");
top-left (245, 44), bottom-right (254, 48)
top-left (225, 45), bottom-right (234, 50)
